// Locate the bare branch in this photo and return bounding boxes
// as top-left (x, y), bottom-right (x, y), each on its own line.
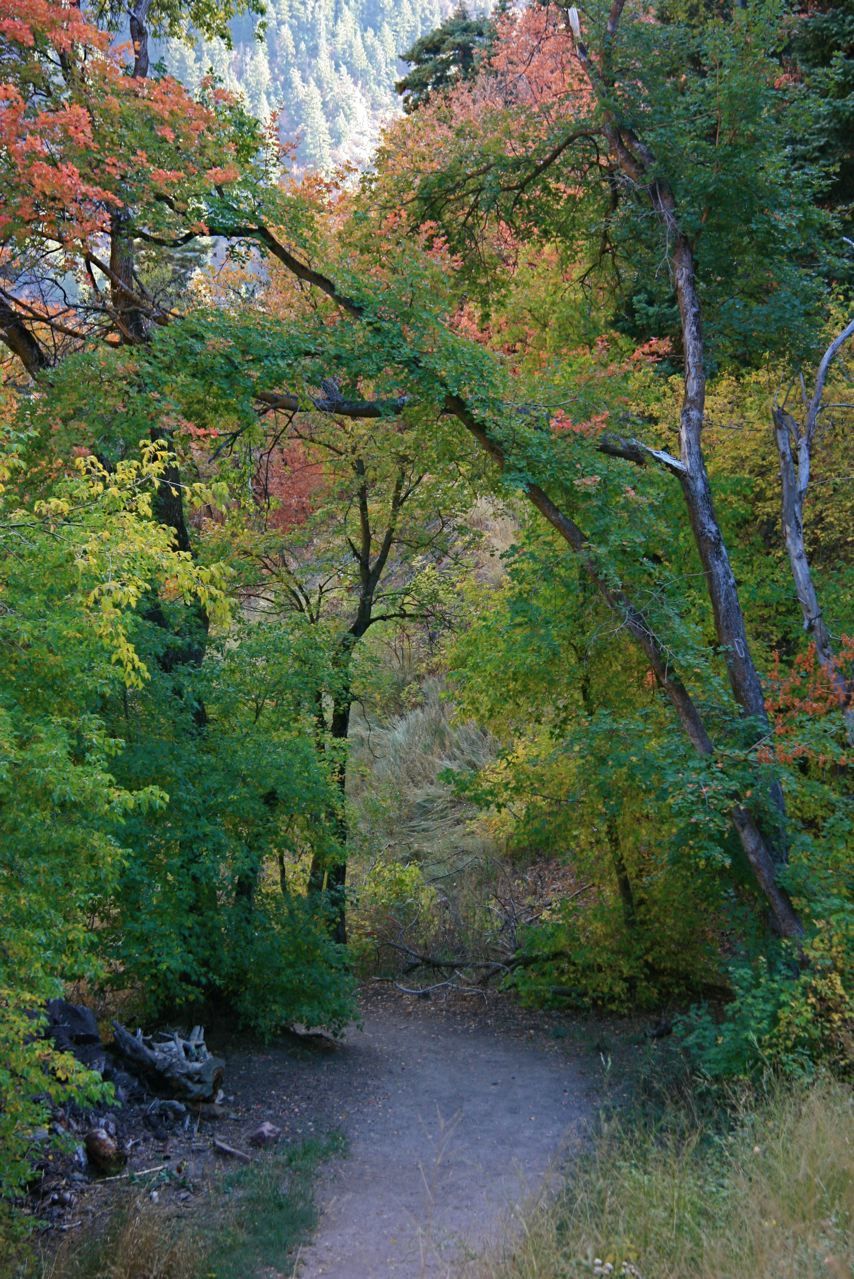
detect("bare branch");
top-left (597, 432), bottom-right (685, 474)
top-left (806, 317), bottom-right (854, 444)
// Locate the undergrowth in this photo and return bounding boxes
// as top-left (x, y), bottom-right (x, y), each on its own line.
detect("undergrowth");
top-left (471, 1077), bottom-right (852, 1279)
top-left (30, 1134), bottom-right (342, 1279)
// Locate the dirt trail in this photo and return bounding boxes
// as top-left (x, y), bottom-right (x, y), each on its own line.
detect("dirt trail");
top-left (292, 996), bottom-right (593, 1279)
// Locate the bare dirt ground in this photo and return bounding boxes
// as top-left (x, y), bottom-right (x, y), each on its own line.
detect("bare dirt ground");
top-left (288, 989), bottom-right (596, 1279)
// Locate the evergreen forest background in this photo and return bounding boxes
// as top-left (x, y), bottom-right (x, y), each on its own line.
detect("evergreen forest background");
top-left (155, 0), bottom-right (484, 170)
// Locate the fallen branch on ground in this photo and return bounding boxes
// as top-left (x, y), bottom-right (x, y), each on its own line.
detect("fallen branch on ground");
top-left (373, 976), bottom-right (489, 998)
top-left (213, 1138), bottom-right (253, 1163)
top-left (99, 1164), bottom-right (169, 1183)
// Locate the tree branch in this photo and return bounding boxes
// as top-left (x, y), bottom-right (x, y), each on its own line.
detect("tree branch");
top-left (0, 300), bottom-right (51, 375)
top-left (597, 432), bottom-right (685, 474)
top-left (806, 317), bottom-right (854, 444)
top-left (256, 389), bottom-right (408, 419)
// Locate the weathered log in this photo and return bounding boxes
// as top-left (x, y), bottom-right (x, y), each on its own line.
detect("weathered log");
top-left (111, 1022), bottom-right (224, 1102)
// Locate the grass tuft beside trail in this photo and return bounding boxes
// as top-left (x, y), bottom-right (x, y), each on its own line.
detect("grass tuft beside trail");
top-left (210, 1133), bottom-right (344, 1279)
top-left (474, 1078), bottom-right (852, 1279)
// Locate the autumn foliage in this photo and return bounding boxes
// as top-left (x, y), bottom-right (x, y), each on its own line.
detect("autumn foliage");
top-left (0, 0), bottom-right (851, 1232)
top-left (0, 0), bottom-right (260, 335)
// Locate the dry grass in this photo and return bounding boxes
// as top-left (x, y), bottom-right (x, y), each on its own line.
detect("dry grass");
top-left (41, 1203), bottom-right (199, 1279)
top-left (349, 678), bottom-right (503, 964)
top-left (350, 677), bottom-right (497, 866)
top-left (31, 1136), bottom-right (338, 1279)
top-left (471, 1078), bottom-right (853, 1279)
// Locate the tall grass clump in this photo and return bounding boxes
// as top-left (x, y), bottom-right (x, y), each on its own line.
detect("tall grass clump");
top-left (348, 679), bottom-right (504, 965)
top-left (350, 678), bottom-right (496, 868)
top-left (475, 1078), bottom-right (852, 1279)
top-left (38, 1204), bottom-right (200, 1279)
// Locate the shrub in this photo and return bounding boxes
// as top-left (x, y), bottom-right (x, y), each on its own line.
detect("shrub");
top-left (678, 921), bottom-right (853, 1079)
top-left (511, 876), bottom-right (718, 1013)
top-left (350, 857), bottom-right (439, 970)
top-left (0, 448), bottom-right (221, 1205)
top-left (223, 894), bottom-right (356, 1039)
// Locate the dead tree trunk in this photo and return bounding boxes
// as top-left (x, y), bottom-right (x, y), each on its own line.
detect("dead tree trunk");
top-left (772, 320), bottom-right (854, 743)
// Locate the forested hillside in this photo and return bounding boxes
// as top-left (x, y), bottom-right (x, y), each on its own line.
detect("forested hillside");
top-left (156, 0), bottom-right (481, 169)
top-left (0, 0), bottom-right (851, 1273)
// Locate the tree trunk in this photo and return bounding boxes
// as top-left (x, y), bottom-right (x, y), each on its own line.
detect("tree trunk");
top-left (577, 644), bottom-right (637, 929)
top-left (0, 301), bottom-right (51, 375)
top-left (129, 0), bottom-right (153, 79)
top-left (109, 209), bottom-right (149, 343)
top-left (606, 814), bottom-right (636, 929)
top-left (304, 461), bottom-right (406, 944)
top-left (308, 688), bottom-right (351, 944)
top-left (670, 237), bottom-right (773, 729)
top-left (773, 397), bottom-right (853, 744)
top-left (235, 790), bottom-right (281, 909)
top-left (108, 1), bottom-right (153, 343)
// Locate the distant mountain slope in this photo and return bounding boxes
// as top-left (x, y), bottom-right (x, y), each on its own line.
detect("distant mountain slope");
top-left (157, 0), bottom-right (485, 171)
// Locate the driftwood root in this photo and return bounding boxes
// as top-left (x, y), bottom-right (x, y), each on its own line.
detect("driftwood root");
top-left (111, 1022), bottom-right (224, 1103)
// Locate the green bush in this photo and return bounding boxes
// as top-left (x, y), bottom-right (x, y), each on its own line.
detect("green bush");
top-left (510, 873), bottom-right (719, 1013)
top-left (223, 894), bottom-right (356, 1039)
top-left (104, 619), bottom-right (357, 1035)
top-left (0, 448), bottom-right (219, 1204)
top-left (678, 920), bottom-right (853, 1079)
